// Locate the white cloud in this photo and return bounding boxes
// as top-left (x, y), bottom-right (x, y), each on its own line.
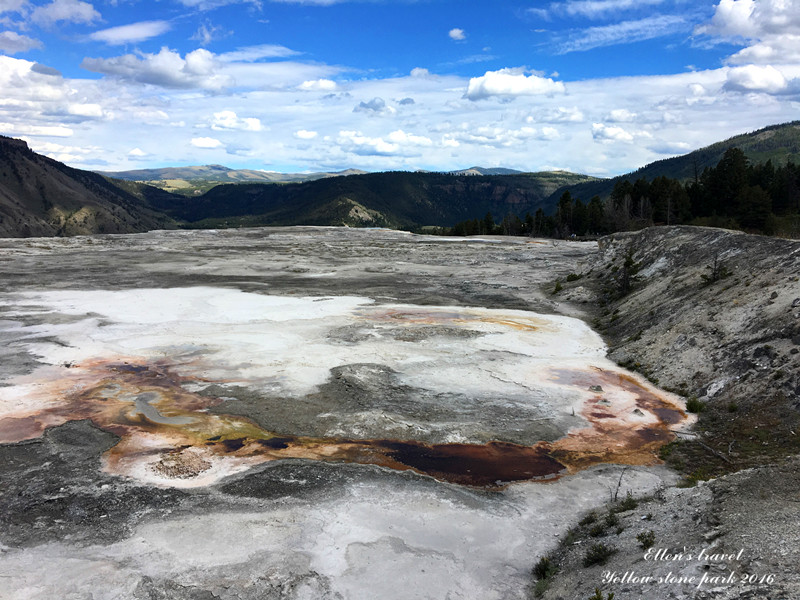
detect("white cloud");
top-left (191, 136), bottom-right (223, 149)
top-left (337, 130), bottom-right (398, 156)
top-left (386, 129), bottom-right (433, 146)
top-left (67, 102), bottom-right (103, 118)
top-left (557, 14), bottom-right (690, 53)
top-left (81, 47), bottom-right (232, 90)
top-left (592, 122), bottom-right (653, 143)
top-left (31, 0), bottom-right (100, 26)
top-left (728, 34), bottom-right (800, 64)
top-left (449, 124), bottom-right (559, 148)
top-left (89, 21), bottom-right (171, 45)
top-left (449, 28), bottom-right (465, 41)
top-left (128, 147), bottom-right (148, 157)
top-left (294, 129), bottom-right (318, 139)
top-left (465, 68), bottom-right (565, 100)
top-left (210, 110), bottom-right (262, 131)
top-left (191, 22), bottom-right (228, 46)
top-left (605, 108), bottom-right (638, 122)
top-left (699, 0), bottom-right (800, 68)
top-left (700, 0), bottom-right (757, 38)
top-left (298, 78), bottom-right (337, 91)
top-left (592, 123), bottom-right (634, 142)
top-left (80, 45), bottom-right (339, 92)
top-left (0, 31), bottom-right (42, 54)
top-left (724, 63), bottom-right (788, 93)
top-left (536, 106), bottom-right (585, 123)
top-left (0, 0), bottom-right (27, 14)
top-left (410, 67), bottom-right (432, 78)
top-left (0, 122), bottom-right (73, 136)
top-left (558, 0), bottom-right (671, 19)
top-left (218, 44), bottom-right (299, 62)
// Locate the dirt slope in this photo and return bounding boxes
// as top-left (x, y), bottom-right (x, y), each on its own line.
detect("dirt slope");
top-left (541, 225), bottom-right (800, 600)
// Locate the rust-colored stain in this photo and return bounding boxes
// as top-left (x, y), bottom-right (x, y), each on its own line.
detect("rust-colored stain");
top-left (548, 367), bottom-right (688, 472)
top-left (0, 359), bottom-right (688, 489)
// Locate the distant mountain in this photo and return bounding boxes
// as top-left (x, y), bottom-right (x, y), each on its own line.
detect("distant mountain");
top-left (449, 167), bottom-right (525, 176)
top-left (0, 136), bottom-right (176, 237)
top-left (98, 165), bottom-right (369, 195)
top-left (550, 121), bottom-right (800, 203)
top-left (144, 170), bottom-right (600, 229)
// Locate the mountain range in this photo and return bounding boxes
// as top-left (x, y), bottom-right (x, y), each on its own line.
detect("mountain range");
top-left (1, 121), bottom-right (799, 237)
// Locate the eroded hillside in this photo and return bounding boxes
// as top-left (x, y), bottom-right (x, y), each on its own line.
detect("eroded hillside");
top-left (542, 226), bottom-right (800, 600)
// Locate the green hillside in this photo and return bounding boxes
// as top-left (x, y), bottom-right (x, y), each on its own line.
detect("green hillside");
top-left (550, 121), bottom-right (800, 203)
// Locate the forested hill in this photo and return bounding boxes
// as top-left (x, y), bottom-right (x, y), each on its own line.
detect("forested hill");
top-left (549, 121), bottom-right (800, 204)
top-left (144, 170), bottom-right (598, 230)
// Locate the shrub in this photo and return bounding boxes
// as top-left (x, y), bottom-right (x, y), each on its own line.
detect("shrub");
top-left (686, 396), bottom-right (705, 413)
top-left (566, 272), bottom-right (583, 282)
top-left (532, 556), bottom-right (556, 581)
top-left (553, 279), bottom-right (563, 294)
top-left (615, 491), bottom-right (638, 512)
top-left (637, 530), bottom-right (656, 549)
top-left (588, 589), bottom-right (615, 600)
top-left (583, 543), bottom-right (617, 567)
top-left (589, 523), bottom-right (607, 537)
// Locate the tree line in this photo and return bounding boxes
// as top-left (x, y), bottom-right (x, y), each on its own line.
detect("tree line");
top-left (443, 147), bottom-right (800, 238)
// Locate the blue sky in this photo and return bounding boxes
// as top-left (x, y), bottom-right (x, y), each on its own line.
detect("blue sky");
top-left (1, 0), bottom-right (799, 176)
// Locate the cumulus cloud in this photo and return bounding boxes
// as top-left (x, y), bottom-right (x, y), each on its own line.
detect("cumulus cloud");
top-left (337, 130), bottom-right (398, 156)
top-left (298, 78), bottom-right (337, 91)
top-left (81, 47), bottom-right (232, 90)
top-left (465, 68), bottom-right (565, 100)
top-left (699, 0), bottom-right (800, 67)
top-left (210, 110), bottom-right (262, 131)
top-left (89, 21), bottom-right (171, 45)
top-left (128, 147), bottom-right (148, 157)
top-left (294, 129), bottom-right (317, 139)
top-left (724, 63), bottom-right (788, 93)
top-left (449, 28), bottom-right (465, 41)
top-left (386, 129), bottom-right (433, 146)
top-left (592, 123), bottom-right (634, 142)
top-left (191, 136), bottom-right (223, 149)
top-left (353, 97), bottom-right (396, 114)
top-left (0, 31), bottom-right (42, 54)
top-left (31, 0), bottom-right (101, 26)
top-left (592, 122), bottom-right (652, 143)
top-left (398, 97), bottom-right (415, 105)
